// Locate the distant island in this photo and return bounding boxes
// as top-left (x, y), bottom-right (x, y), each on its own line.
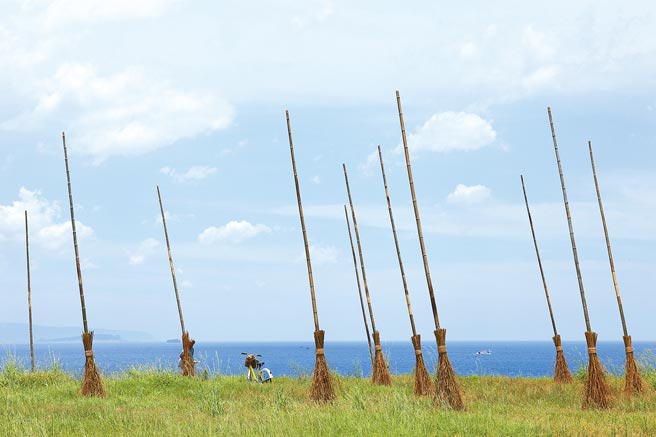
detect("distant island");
top-left (0, 323), bottom-right (154, 344)
top-left (166, 338), bottom-right (181, 343)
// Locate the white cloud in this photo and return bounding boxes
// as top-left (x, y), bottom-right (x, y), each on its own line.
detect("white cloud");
top-left (198, 220), bottom-right (271, 245)
top-left (38, 220), bottom-right (94, 251)
top-left (309, 244), bottom-right (338, 265)
top-left (44, 0), bottom-right (178, 28)
top-left (447, 184), bottom-right (492, 205)
top-left (0, 187), bottom-right (94, 250)
top-left (4, 64), bottom-right (234, 164)
top-left (358, 149), bottom-right (380, 176)
top-left (128, 238), bottom-right (161, 265)
top-left (311, 175), bottom-right (321, 184)
top-left (160, 165), bottom-right (218, 183)
top-left (400, 112), bottom-right (497, 154)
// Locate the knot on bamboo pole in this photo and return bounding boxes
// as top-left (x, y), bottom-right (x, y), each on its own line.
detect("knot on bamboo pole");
top-left (371, 331), bottom-right (392, 386)
top-left (552, 334), bottom-right (572, 384)
top-left (583, 331), bottom-right (612, 409)
top-left (411, 334), bottom-right (434, 396)
top-left (81, 331), bottom-right (105, 397)
top-left (434, 328), bottom-right (464, 410)
top-left (181, 331), bottom-right (196, 377)
top-left (623, 335), bottom-right (645, 395)
top-left (310, 330), bottom-right (336, 402)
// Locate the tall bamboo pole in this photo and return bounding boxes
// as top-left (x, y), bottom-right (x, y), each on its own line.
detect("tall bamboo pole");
top-left (378, 145), bottom-right (433, 395)
top-left (24, 211), bottom-right (35, 372)
top-left (343, 205), bottom-right (374, 365)
top-left (157, 186), bottom-right (195, 376)
top-left (342, 164), bottom-right (378, 334)
top-left (157, 186), bottom-right (185, 335)
top-left (378, 146), bottom-right (417, 335)
top-left (396, 90), bottom-right (463, 409)
top-left (547, 108), bottom-right (610, 408)
top-left (63, 133), bottom-right (89, 334)
top-left (520, 175), bottom-right (572, 383)
top-left (521, 176), bottom-right (558, 336)
top-left (62, 132), bottom-right (104, 397)
top-left (285, 109), bottom-right (334, 401)
top-left (342, 163), bottom-right (392, 385)
top-left (587, 140), bottom-right (643, 394)
top-left (547, 110), bottom-right (591, 332)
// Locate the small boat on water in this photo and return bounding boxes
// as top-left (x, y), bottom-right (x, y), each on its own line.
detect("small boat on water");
top-left (475, 349), bottom-right (492, 355)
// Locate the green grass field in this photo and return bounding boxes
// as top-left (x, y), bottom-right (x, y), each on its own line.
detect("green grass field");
top-left (2, 360), bottom-right (656, 436)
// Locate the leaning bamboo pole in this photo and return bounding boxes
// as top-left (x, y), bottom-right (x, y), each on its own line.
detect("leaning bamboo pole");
top-left (285, 110), bottom-right (335, 402)
top-left (62, 132), bottom-right (104, 397)
top-left (343, 205), bottom-right (374, 365)
top-left (547, 108), bottom-right (611, 408)
top-left (396, 90), bottom-right (464, 410)
top-left (157, 186), bottom-right (195, 377)
top-left (24, 211), bottom-right (35, 372)
top-left (587, 141), bottom-right (643, 395)
top-left (343, 163), bottom-right (392, 386)
top-left (520, 175), bottom-right (572, 383)
top-left (378, 146), bottom-right (433, 395)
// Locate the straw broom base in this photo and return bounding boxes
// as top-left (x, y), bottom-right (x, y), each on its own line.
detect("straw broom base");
top-left (623, 335), bottom-right (644, 395)
top-left (434, 328), bottom-right (464, 410)
top-left (310, 330), bottom-right (336, 402)
top-left (552, 335), bottom-right (573, 384)
top-left (181, 332), bottom-right (196, 377)
top-left (371, 331), bottom-right (392, 386)
top-left (583, 331), bottom-right (612, 409)
top-left (411, 334), bottom-right (433, 396)
top-left (81, 332), bottom-right (105, 397)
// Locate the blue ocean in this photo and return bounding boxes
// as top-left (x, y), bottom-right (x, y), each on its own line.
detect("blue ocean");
top-left (2, 341), bottom-right (655, 378)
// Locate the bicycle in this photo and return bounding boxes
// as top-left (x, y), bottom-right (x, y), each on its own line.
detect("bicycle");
top-left (241, 352), bottom-right (273, 383)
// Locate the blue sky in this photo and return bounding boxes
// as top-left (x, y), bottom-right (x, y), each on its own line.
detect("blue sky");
top-left (1, 1), bottom-right (655, 342)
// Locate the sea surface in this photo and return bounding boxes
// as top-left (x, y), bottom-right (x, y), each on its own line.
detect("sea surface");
top-left (2, 341), bottom-right (655, 378)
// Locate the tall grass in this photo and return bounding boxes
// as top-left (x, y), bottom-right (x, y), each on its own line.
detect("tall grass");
top-left (2, 356), bottom-right (656, 435)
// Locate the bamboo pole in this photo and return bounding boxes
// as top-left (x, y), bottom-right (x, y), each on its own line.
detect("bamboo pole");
top-left (342, 164), bottom-right (378, 333)
top-left (24, 211), bottom-right (35, 372)
top-left (285, 109), bottom-right (335, 401)
top-left (62, 132), bottom-right (104, 397)
top-left (396, 90), bottom-right (463, 410)
top-left (157, 186), bottom-right (185, 335)
top-left (342, 163), bottom-right (392, 385)
top-left (378, 146), bottom-right (417, 335)
top-left (547, 110), bottom-right (591, 332)
top-left (587, 140), bottom-right (643, 394)
top-left (547, 108), bottom-right (610, 408)
top-left (156, 186), bottom-right (195, 376)
top-left (63, 133), bottom-right (89, 335)
top-left (343, 204), bottom-right (374, 365)
top-left (378, 145), bottom-right (433, 395)
top-left (520, 176), bottom-right (558, 336)
top-left (520, 175), bottom-right (572, 383)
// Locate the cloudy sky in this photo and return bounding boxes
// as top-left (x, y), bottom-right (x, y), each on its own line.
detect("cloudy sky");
top-left (1, 0), bottom-right (655, 342)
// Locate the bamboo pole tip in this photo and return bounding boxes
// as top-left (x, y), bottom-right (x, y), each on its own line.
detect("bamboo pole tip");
top-left (62, 131), bottom-right (65, 137)
top-left (395, 90), bottom-right (400, 96)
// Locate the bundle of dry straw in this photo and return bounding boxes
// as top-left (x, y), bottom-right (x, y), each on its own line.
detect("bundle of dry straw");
top-left (343, 163), bottom-right (392, 386)
top-left (396, 91), bottom-right (463, 409)
top-left (157, 186), bottom-right (197, 377)
top-left (62, 132), bottom-right (104, 397)
top-left (520, 175), bottom-right (572, 384)
top-left (286, 110), bottom-right (335, 402)
top-left (588, 141), bottom-right (644, 395)
top-left (378, 146), bottom-right (432, 395)
top-left (547, 108), bottom-right (611, 408)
